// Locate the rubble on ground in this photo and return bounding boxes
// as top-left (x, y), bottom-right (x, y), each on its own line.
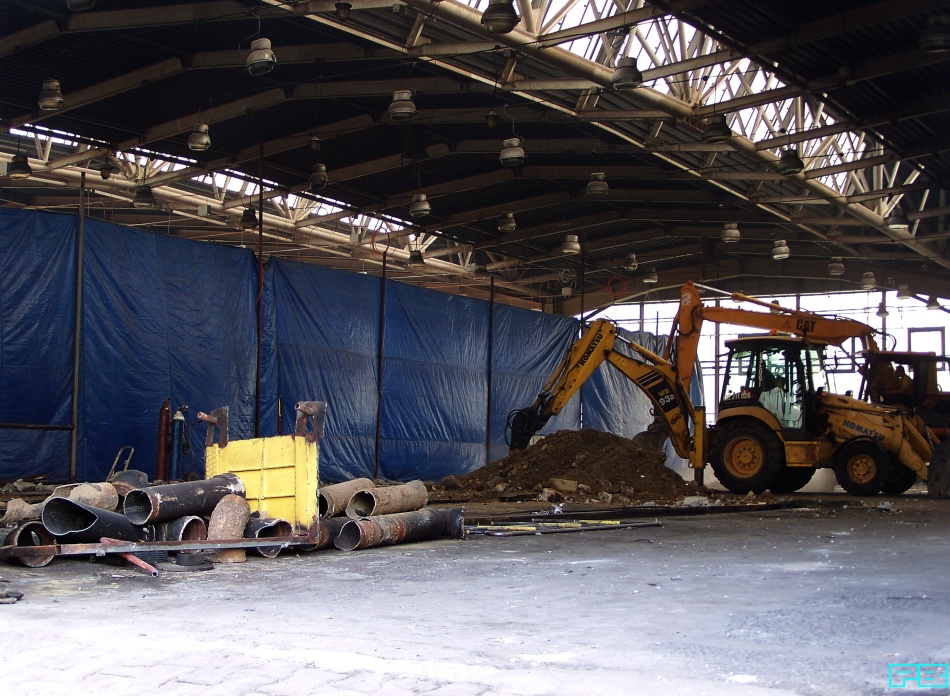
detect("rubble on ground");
top-left (428, 429), bottom-right (700, 505)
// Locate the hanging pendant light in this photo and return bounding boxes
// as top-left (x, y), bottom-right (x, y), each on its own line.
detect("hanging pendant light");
top-left (484, 108), bottom-right (500, 128)
top-left (387, 89), bottom-right (417, 122)
top-left (920, 16), bottom-right (950, 52)
top-left (6, 153), bottom-right (33, 179)
top-left (240, 207), bottom-right (258, 230)
top-left (498, 212), bottom-right (517, 233)
top-left (771, 239), bottom-right (790, 260)
top-left (38, 79), bottom-right (65, 111)
top-left (187, 123), bottom-right (211, 151)
top-left (335, 1), bottom-right (352, 20)
top-left (860, 271), bottom-right (876, 290)
top-left (642, 267), bottom-right (659, 284)
top-left (586, 172), bottom-right (609, 197)
top-left (409, 193), bottom-right (431, 217)
top-left (309, 132), bottom-right (321, 152)
top-left (499, 137), bottom-right (525, 166)
top-left (561, 234), bottom-right (581, 255)
top-left (309, 164), bottom-right (328, 191)
top-left (98, 160), bottom-right (116, 180)
top-left (886, 209), bottom-right (910, 231)
top-left (720, 222), bottom-right (740, 243)
top-left (876, 301), bottom-right (889, 318)
top-left (406, 249), bottom-right (426, 268)
top-left (132, 184), bottom-right (157, 209)
top-left (609, 56), bottom-right (643, 90)
top-left (827, 257), bottom-right (845, 276)
top-left (66, 0), bottom-right (96, 9)
top-left (897, 284), bottom-right (912, 300)
top-left (246, 37), bottom-right (277, 75)
top-left (702, 114), bottom-right (732, 143)
top-left (776, 148), bottom-right (805, 176)
top-left (927, 296), bottom-right (942, 310)
top-left (623, 253), bottom-right (638, 271)
top-left (480, 0), bottom-right (520, 34)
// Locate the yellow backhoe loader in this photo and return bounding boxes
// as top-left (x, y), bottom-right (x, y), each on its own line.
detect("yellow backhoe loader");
top-left (507, 281), bottom-right (947, 496)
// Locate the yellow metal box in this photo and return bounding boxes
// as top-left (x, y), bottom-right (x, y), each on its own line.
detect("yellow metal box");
top-left (205, 435), bottom-right (318, 531)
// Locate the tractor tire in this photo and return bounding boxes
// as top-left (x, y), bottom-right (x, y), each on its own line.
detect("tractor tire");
top-left (879, 462), bottom-right (918, 495)
top-left (770, 466), bottom-right (815, 493)
top-left (710, 420), bottom-right (784, 494)
top-left (833, 441), bottom-right (892, 495)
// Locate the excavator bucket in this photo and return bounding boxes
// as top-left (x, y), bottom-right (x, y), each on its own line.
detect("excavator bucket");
top-left (928, 437), bottom-right (950, 498)
top-left (631, 417), bottom-right (671, 455)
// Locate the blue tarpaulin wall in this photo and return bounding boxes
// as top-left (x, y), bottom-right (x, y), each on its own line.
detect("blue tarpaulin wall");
top-left (1, 210), bottom-right (693, 484)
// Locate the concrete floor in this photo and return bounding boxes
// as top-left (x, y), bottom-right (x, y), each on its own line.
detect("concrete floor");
top-left (0, 495), bottom-right (948, 696)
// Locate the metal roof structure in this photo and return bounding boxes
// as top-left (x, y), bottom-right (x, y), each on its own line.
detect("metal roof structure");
top-left (2, 0), bottom-right (949, 312)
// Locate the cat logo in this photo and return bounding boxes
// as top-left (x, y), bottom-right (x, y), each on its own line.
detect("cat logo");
top-left (795, 318), bottom-right (816, 333)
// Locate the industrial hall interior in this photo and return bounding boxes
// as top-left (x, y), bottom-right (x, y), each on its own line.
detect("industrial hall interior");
top-left (1, 1), bottom-right (949, 695)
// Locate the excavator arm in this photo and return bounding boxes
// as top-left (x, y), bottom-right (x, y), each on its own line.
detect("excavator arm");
top-left (507, 319), bottom-right (696, 459)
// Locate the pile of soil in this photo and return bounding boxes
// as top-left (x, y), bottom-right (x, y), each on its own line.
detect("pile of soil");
top-left (429, 429), bottom-right (699, 505)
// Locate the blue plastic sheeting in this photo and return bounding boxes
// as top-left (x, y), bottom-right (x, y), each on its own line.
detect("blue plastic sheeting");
top-left (267, 260), bottom-right (580, 482)
top-left (489, 305), bottom-right (581, 463)
top-left (0, 210), bottom-right (77, 481)
top-left (267, 260), bottom-right (382, 483)
top-left (78, 219), bottom-right (258, 481)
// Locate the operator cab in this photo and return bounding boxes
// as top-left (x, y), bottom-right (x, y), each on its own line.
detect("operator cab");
top-left (720, 336), bottom-right (828, 438)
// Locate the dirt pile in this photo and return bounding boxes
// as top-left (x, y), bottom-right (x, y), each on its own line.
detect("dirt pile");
top-left (430, 429), bottom-right (698, 505)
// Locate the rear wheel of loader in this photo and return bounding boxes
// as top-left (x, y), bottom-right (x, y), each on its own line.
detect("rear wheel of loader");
top-left (770, 466), bottom-right (815, 493)
top-left (833, 441), bottom-right (891, 495)
top-left (879, 462), bottom-right (918, 495)
top-left (710, 420), bottom-right (783, 494)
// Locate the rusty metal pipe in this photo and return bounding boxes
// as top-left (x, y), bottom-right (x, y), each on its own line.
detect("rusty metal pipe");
top-left (319, 478), bottom-right (375, 518)
top-left (208, 494), bottom-right (251, 563)
top-left (345, 480), bottom-right (428, 519)
top-left (245, 517), bottom-right (293, 558)
top-left (306, 516), bottom-right (349, 550)
top-left (334, 507), bottom-right (464, 552)
top-left (42, 497), bottom-right (141, 543)
top-left (123, 473), bottom-right (245, 525)
top-left (155, 515), bottom-right (207, 542)
top-left (3, 521), bottom-right (55, 567)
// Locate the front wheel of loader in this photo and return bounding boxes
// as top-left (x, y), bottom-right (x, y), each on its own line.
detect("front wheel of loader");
top-left (710, 420), bottom-right (784, 494)
top-left (879, 461), bottom-right (918, 495)
top-left (833, 441), bottom-right (892, 496)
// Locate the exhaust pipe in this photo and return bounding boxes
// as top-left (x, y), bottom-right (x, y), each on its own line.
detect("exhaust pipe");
top-left (345, 480), bottom-right (428, 519)
top-left (42, 497), bottom-right (142, 543)
top-left (4, 521), bottom-right (55, 567)
top-left (319, 478), bottom-right (375, 517)
top-left (335, 507), bottom-right (464, 552)
top-left (123, 473), bottom-right (245, 525)
top-left (244, 517), bottom-right (293, 558)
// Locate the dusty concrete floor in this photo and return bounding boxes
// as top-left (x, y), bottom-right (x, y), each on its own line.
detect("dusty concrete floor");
top-left (0, 495), bottom-right (948, 696)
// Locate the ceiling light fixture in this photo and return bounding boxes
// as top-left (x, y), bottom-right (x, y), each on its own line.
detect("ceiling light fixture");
top-left (860, 271), bottom-right (876, 290)
top-left (335, 1), bottom-right (352, 20)
top-left (38, 79), bottom-right (65, 111)
top-left (98, 160), bottom-right (116, 180)
top-left (720, 222), bottom-right (740, 243)
top-left (920, 16), bottom-right (950, 52)
top-left (876, 301), bottom-right (889, 318)
top-left (642, 267), bottom-right (659, 284)
top-left (623, 253), bottom-right (638, 271)
top-left (701, 114), bottom-right (732, 143)
top-left (484, 108), bottom-right (499, 128)
top-left (927, 296), bottom-right (942, 310)
top-left (499, 137), bottom-right (525, 166)
top-left (561, 234), bottom-right (581, 255)
top-left (586, 172), bottom-right (609, 197)
top-left (498, 212), bottom-right (516, 233)
top-left (609, 56), bottom-right (643, 90)
top-left (480, 0), bottom-right (520, 34)
top-left (6, 153), bottom-right (33, 179)
top-left (309, 164), bottom-right (328, 191)
top-left (66, 0), bottom-right (96, 9)
top-left (187, 123), bottom-right (211, 151)
top-left (771, 239), bottom-right (790, 260)
top-left (406, 249), bottom-right (426, 269)
top-left (897, 284), bottom-right (912, 300)
top-left (886, 208), bottom-right (910, 231)
top-left (240, 207), bottom-right (258, 230)
top-left (827, 257), bottom-right (845, 276)
top-left (409, 193), bottom-right (431, 217)
top-left (246, 38), bottom-right (277, 75)
top-left (388, 89), bottom-right (417, 122)
top-left (132, 184), bottom-right (157, 209)
top-left (776, 148), bottom-right (805, 176)
top-left (309, 132), bottom-right (321, 152)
